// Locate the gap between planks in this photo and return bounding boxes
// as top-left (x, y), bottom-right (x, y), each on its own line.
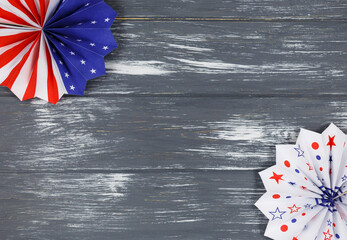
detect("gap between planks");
top-left (3, 93), bottom-right (347, 99)
top-left (0, 168), bottom-right (264, 174)
top-left (115, 17), bottom-right (347, 22)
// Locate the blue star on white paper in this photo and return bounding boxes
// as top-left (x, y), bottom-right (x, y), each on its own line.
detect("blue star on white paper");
top-left (269, 207), bottom-right (286, 220)
top-left (294, 145), bottom-right (304, 157)
top-left (304, 204), bottom-right (311, 209)
top-left (327, 219), bottom-right (332, 226)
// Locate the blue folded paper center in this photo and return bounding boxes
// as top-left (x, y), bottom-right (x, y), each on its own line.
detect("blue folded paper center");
top-left (316, 186), bottom-right (346, 212)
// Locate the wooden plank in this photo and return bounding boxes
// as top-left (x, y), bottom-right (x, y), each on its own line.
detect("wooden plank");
top-left (0, 170), bottom-right (266, 239)
top-left (2, 21), bottom-right (344, 98)
top-left (1, 19), bottom-right (346, 99)
top-left (1, 96), bottom-right (346, 172)
top-left (86, 20), bottom-right (346, 97)
top-left (103, 21), bottom-right (345, 96)
top-left (110, 0), bottom-right (347, 19)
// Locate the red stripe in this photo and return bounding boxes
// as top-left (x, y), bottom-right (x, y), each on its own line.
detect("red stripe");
top-left (22, 56), bottom-right (39, 101)
top-left (1, 33), bottom-right (40, 89)
top-left (8, 0), bottom-right (38, 24)
top-left (45, 42), bottom-right (59, 104)
top-left (0, 7), bottom-right (32, 26)
top-left (23, 33), bottom-right (42, 101)
top-left (38, 0), bottom-right (46, 26)
top-left (0, 31), bottom-right (37, 47)
top-left (0, 31), bottom-right (39, 68)
top-left (23, 0), bottom-right (41, 24)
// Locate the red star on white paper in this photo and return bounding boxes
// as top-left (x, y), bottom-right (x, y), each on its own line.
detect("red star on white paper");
top-left (269, 172), bottom-right (284, 184)
top-left (306, 163), bottom-right (313, 171)
top-left (327, 135), bottom-right (336, 150)
top-left (323, 229), bottom-right (333, 240)
top-left (288, 204), bottom-right (301, 214)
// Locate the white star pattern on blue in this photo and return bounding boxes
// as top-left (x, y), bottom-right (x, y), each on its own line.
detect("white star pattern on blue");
top-left (44, 0), bottom-right (118, 95)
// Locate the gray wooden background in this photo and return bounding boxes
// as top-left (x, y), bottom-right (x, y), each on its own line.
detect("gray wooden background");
top-left (0, 0), bottom-right (346, 239)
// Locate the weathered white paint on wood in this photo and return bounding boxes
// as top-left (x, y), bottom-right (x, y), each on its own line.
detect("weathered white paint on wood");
top-left (0, 171), bottom-right (266, 239)
top-left (114, 0), bottom-right (347, 19)
top-left (0, 97), bottom-right (345, 171)
top-left (0, 21), bottom-right (346, 97)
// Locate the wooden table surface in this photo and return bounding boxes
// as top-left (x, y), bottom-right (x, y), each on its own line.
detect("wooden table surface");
top-left (0, 0), bottom-right (346, 239)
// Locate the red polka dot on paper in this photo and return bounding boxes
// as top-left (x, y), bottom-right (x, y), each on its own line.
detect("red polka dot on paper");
top-left (320, 167), bottom-right (323, 171)
top-left (280, 225), bottom-right (288, 232)
top-left (284, 160), bottom-right (291, 168)
top-left (273, 194), bottom-right (280, 199)
top-left (312, 142), bottom-right (319, 150)
top-left (304, 177), bottom-right (308, 181)
top-left (302, 213), bottom-right (306, 216)
top-left (333, 223), bottom-right (336, 227)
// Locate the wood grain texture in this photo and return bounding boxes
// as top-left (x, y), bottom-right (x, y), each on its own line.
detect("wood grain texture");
top-left (113, 0), bottom-right (347, 20)
top-left (0, 97), bottom-right (346, 172)
top-left (1, 21), bottom-right (346, 98)
top-left (0, 171), bottom-right (266, 240)
top-left (0, 0), bottom-right (346, 239)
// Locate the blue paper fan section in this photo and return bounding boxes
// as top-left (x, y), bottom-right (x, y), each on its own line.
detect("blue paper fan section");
top-left (44, 0), bottom-right (117, 95)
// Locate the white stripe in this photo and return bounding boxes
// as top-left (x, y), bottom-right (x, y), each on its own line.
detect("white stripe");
top-left (0, 1), bottom-right (40, 28)
top-left (0, 29), bottom-right (38, 56)
top-left (0, 28), bottom-right (36, 35)
top-left (0, 41), bottom-right (34, 84)
top-left (34, 33), bottom-right (48, 101)
top-left (44, 0), bottom-right (60, 24)
top-left (0, 39), bottom-right (26, 55)
top-left (44, 34), bottom-right (67, 100)
top-left (19, 0), bottom-right (38, 24)
top-left (0, 23), bottom-right (34, 30)
top-left (10, 38), bottom-right (40, 100)
top-left (33, 0), bottom-right (47, 24)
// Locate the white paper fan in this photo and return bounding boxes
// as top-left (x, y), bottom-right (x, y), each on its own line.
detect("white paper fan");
top-left (256, 123), bottom-right (347, 240)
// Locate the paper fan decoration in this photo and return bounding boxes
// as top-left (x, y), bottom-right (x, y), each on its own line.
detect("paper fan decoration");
top-left (256, 123), bottom-right (347, 240)
top-left (0, 0), bottom-right (117, 104)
